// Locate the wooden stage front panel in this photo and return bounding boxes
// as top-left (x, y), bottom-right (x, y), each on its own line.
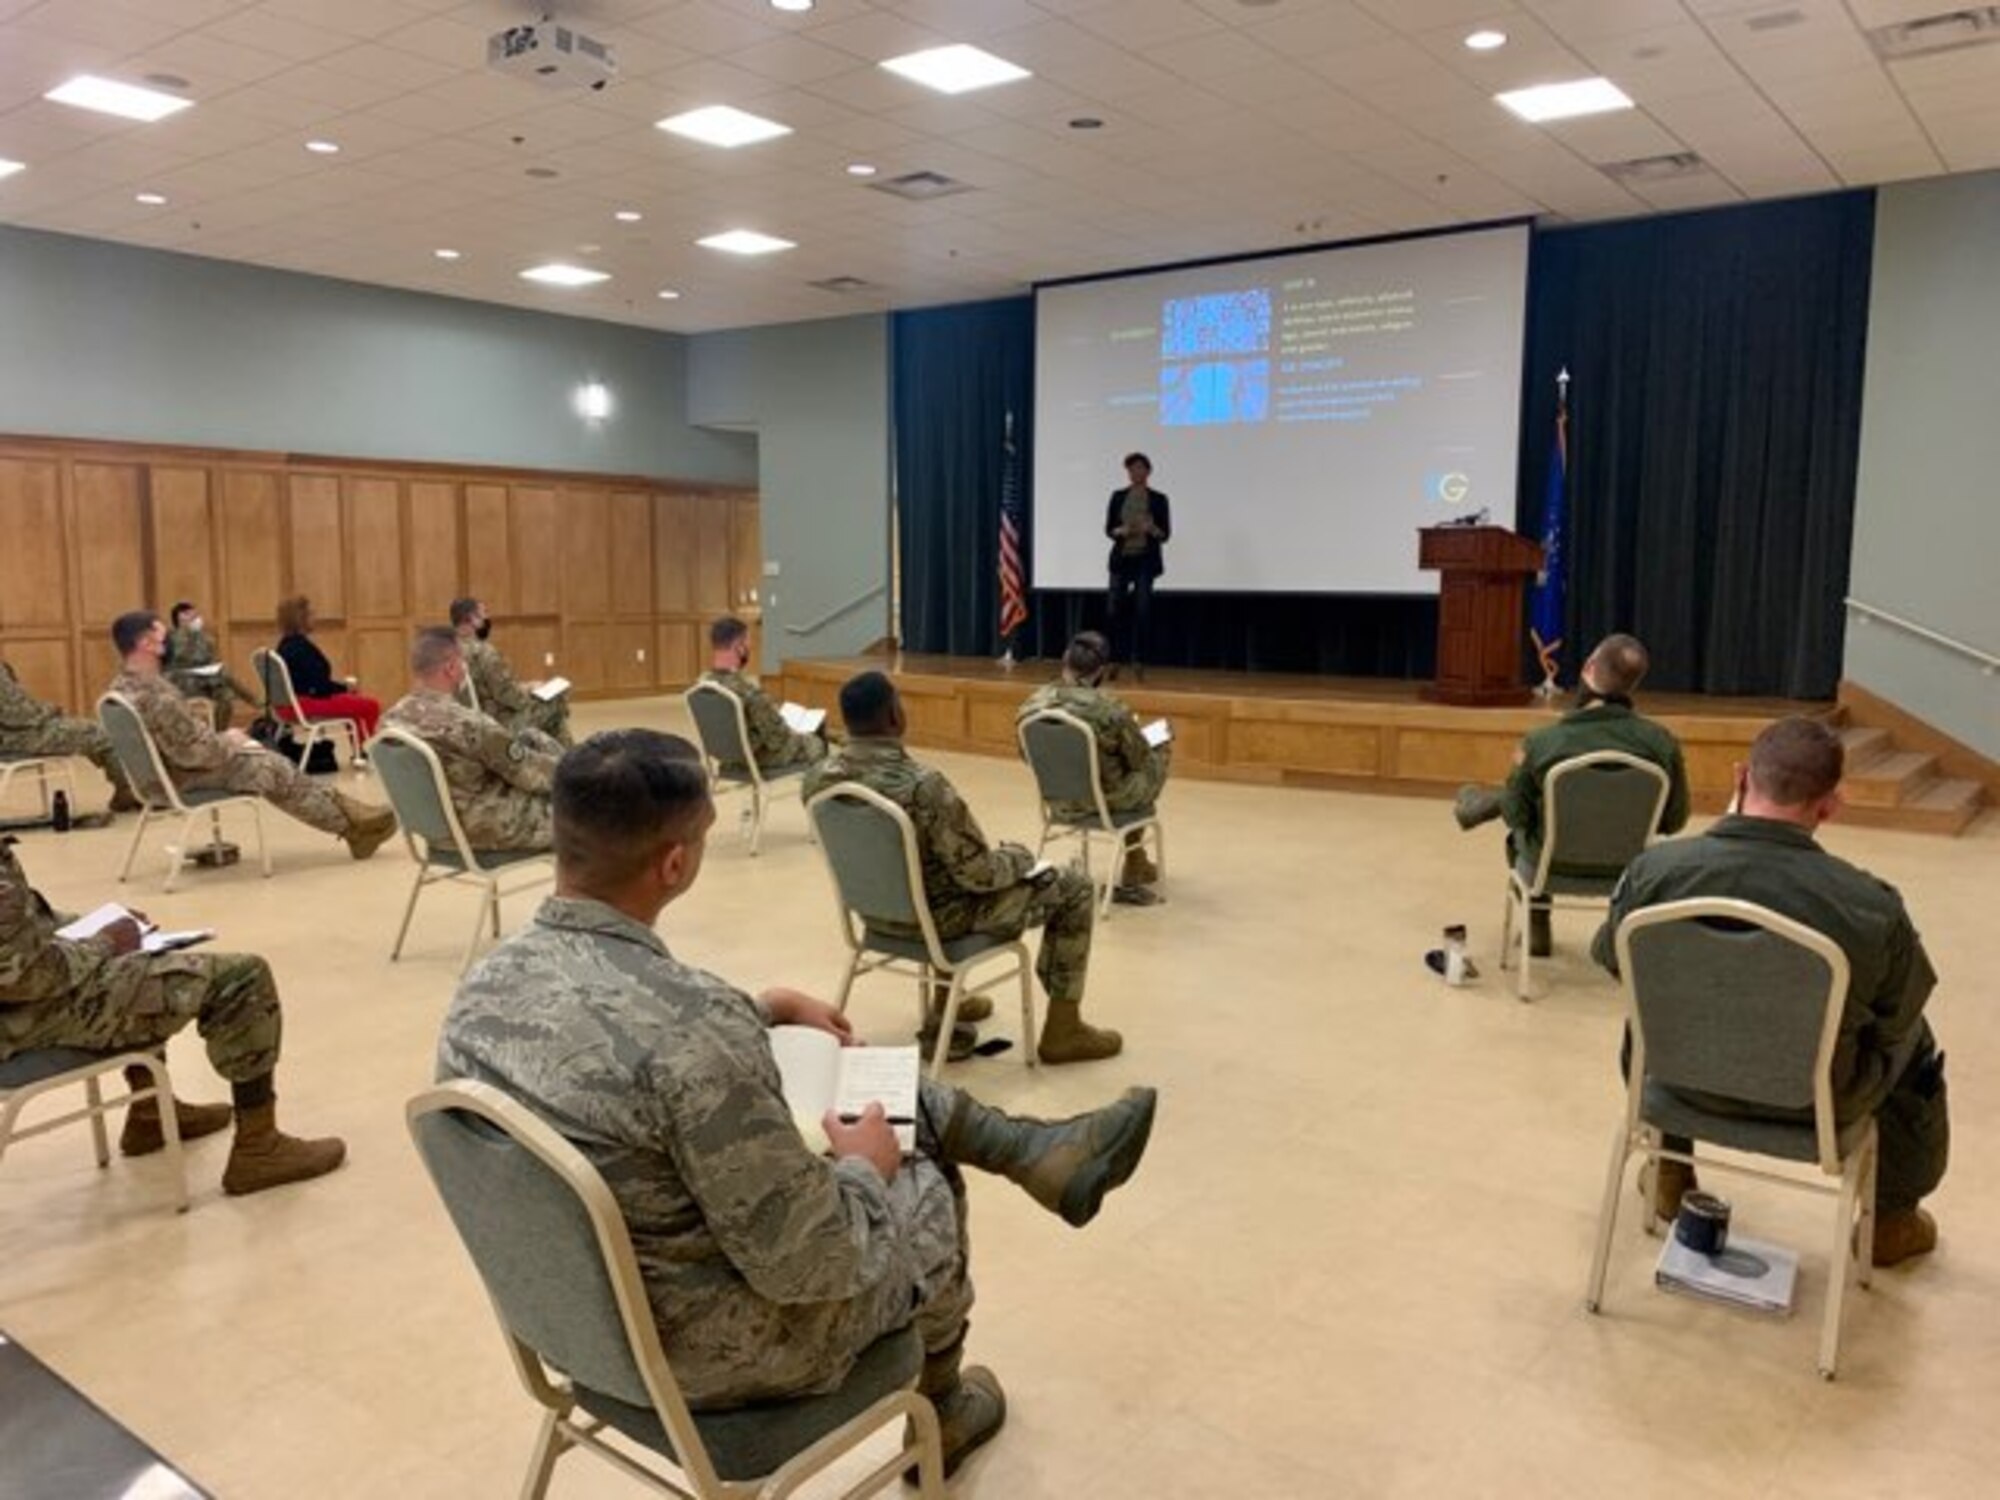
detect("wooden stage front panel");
top-left (773, 654), bottom-right (1831, 811)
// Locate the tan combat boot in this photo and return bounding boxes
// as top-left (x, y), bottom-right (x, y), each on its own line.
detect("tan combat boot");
top-left (1120, 845), bottom-right (1159, 887)
top-left (221, 1102), bottom-right (347, 1195)
top-left (926, 980), bottom-right (992, 1026)
top-left (939, 1086), bottom-right (1157, 1227)
top-left (1639, 1158), bottom-right (1697, 1223)
top-left (1873, 1207), bottom-right (1938, 1268)
top-left (1036, 1000), bottom-right (1122, 1065)
top-left (909, 1336), bottom-right (1006, 1482)
top-left (336, 794), bottom-right (398, 860)
top-left (120, 1097), bottom-right (233, 1156)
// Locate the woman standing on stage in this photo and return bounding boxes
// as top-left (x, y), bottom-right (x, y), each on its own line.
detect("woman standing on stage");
top-left (1104, 452), bottom-right (1171, 675)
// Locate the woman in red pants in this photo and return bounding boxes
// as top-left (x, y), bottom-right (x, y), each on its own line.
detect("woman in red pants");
top-left (273, 595), bottom-right (381, 747)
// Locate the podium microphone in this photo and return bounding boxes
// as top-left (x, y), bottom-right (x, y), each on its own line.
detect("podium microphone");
top-left (1438, 508), bottom-right (1490, 528)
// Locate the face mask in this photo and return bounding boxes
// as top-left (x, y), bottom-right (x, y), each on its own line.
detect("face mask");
top-left (475, 621), bottom-right (492, 641)
top-left (189, 616), bottom-right (203, 634)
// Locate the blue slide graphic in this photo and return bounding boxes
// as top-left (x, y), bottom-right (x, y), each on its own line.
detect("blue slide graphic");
top-left (1160, 289), bottom-right (1269, 358)
top-left (1160, 359), bottom-right (1271, 426)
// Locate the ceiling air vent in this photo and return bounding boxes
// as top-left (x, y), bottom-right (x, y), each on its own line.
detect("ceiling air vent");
top-left (1601, 151), bottom-right (1709, 184)
top-left (1867, 7), bottom-right (2000, 59)
top-left (1744, 8), bottom-right (1807, 31)
top-left (869, 170), bottom-right (973, 201)
top-left (809, 276), bottom-right (879, 294)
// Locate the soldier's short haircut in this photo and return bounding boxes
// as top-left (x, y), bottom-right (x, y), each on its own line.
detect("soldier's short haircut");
top-left (1748, 716), bottom-right (1844, 806)
top-left (839, 670), bottom-right (900, 736)
top-left (112, 610), bottom-right (161, 655)
top-left (710, 615), bottom-right (749, 650)
top-left (1063, 631), bottom-right (1110, 680)
top-left (170, 601), bottom-right (197, 627)
top-left (1589, 633), bottom-right (1650, 696)
top-left (411, 626), bottom-right (462, 676)
top-left (554, 730), bottom-right (711, 885)
top-left (448, 597), bottom-right (481, 628)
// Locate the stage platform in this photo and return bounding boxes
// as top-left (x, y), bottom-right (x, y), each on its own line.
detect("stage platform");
top-left (774, 653), bottom-right (1831, 812)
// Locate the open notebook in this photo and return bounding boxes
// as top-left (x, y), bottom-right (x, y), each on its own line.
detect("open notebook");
top-left (57, 903), bottom-right (214, 956)
top-left (769, 1026), bottom-right (921, 1156)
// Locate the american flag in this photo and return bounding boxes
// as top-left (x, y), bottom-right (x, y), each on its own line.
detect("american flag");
top-left (998, 409), bottom-right (1028, 640)
top-left (1528, 369), bottom-right (1570, 688)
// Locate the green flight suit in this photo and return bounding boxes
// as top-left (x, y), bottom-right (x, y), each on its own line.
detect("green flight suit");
top-left (1592, 815), bottom-right (1948, 1212)
top-left (1498, 700), bottom-right (1690, 874)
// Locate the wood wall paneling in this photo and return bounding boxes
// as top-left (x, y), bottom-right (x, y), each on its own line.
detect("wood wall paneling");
top-left (694, 496), bottom-right (732, 614)
top-left (463, 483), bottom-right (515, 615)
top-left (505, 623), bottom-right (561, 687)
top-left (289, 474), bottom-right (345, 618)
top-left (221, 470), bottom-right (284, 629)
top-left (655, 620), bottom-right (698, 689)
top-left (609, 622), bottom-right (652, 690)
top-left (149, 467), bottom-right (216, 615)
top-left (561, 486), bottom-right (612, 617)
top-left (0, 461), bottom-right (69, 629)
top-left (406, 480), bottom-right (462, 619)
top-left (654, 493), bottom-right (695, 615)
top-left (610, 490), bottom-right (653, 619)
top-left (71, 465), bottom-right (147, 633)
top-left (563, 620), bottom-right (610, 694)
top-left (345, 476), bottom-right (404, 619)
top-left (730, 496), bottom-right (762, 610)
top-left (512, 487), bottom-right (561, 616)
top-left (4, 638), bottom-right (74, 707)
top-left (354, 628), bottom-right (408, 703)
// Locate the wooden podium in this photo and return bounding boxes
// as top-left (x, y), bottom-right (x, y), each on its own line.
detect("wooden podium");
top-left (1417, 525), bottom-right (1544, 707)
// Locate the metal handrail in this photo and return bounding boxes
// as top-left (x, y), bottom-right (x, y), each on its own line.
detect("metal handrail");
top-left (1844, 598), bottom-right (1999, 674)
top-left (782, 583), bottom-right (888, 636)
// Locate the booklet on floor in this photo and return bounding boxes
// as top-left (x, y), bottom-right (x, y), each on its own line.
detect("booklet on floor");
top-left (1656, 1232), bottom-right (1799, 1315)
top-left (769, 1026), bottom-right (920, 1156)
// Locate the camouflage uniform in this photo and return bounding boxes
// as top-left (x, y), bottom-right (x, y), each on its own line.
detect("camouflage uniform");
top-left (463, 636), bottom-right (571, 746)
top-left (1593, 815), bottom-right (1948, 1212)
top-left (109, 669), bottom-right (352, 837)
top-left (438, 896), bottom-right (972, 1407)
top-left (1498, 701), bottom-right (1690, 874)
top-left (804, 738), bottom-right (1093, 1003)
top-left (698, 668), bottom-right (828, 777)
top-left (166, 625), bottom-right (257, 731)
top-left (383, 688), bottom-right (558, 852)
top-left (0, 838), bottom-right (281, 1081)
top-left (0, 660), bottom-right (133, 800)
top-left (1018, 681), bottom-right (1170, 820)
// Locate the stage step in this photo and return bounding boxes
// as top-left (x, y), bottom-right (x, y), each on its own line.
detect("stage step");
top-left (1841, 777), bottom-right (1985, 836)
top-left (1843, 749), bottom-right (1939, 809)
top-left (1839, 725), bottom-right (1893, 769)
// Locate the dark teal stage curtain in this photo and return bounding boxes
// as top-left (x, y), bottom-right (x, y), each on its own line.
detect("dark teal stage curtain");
top-left (895, 189), bottom-right (1873, 695)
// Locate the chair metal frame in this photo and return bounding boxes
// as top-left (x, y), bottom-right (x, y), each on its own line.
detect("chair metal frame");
top-left (1584, 897), bottom-right (1877, 1380)
top-left (98, 691), bottom-right (272, 895)
top-left (253, 647), bottom-right (363, 772)
top-left (683, 681), bottom-right (811, 857)
top-left (0, 755), bottom-right (79, 822)
top-left (1, 1049), bottom-right (188, 1214)
top-left (369, 727), bottom-right (554, 975)
top-left (1016, 708), bottom-right (1166, 922)
top-left (1500, 750), bottom-right (1671, 1000)
top-left (407, 1079), bottom-right (946, 1500)
top-left (807, 784), bottom-right (1037, 1077)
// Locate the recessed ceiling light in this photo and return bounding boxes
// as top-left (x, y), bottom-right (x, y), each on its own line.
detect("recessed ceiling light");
top-left (614, 208), bottom-right (643, 222)
top-left (1495, 77), bottom-right (1635, 123)
top-left (1465, 30), bottom-right (1508, 51)
top-left (134, 191), bottom-right (167, 205)
top-left (880, 44), bottom-right (1032, 96)
top-left (656, 288), bottom-right (682, 299)
top-left (0, 158), bottom-right (24, 182)
top-left (305, 138), bottom-right (340, 154)
top-left (698, 229), bottom-right (796, 256)
top-left (1069, 116), bottom-right (1104, 130)
top-left (657, 105), bottom-right (791, 149)
top-left (521, 262), bottom-right (609, 286)
top-left (434, 248), bottom-right (461, 261)
top-left (45, 75), bottom-right (193, 123)
top-left (771, 0), bottom-right (813, 11)
top-left (845, 162), bottom-right (878, 177)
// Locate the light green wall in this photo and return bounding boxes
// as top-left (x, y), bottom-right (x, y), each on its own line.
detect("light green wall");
top-left (0, 224), bottom-right (754, 482)
top-left (1849, 171), bottom-right (2000, 757)
top-left (688, 315), bottom-right (892, 672)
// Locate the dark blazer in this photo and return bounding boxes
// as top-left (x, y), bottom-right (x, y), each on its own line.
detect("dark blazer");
top-left (1104, 488), bottom-right (1172, 581)
top-left (276, 633), bottom-right (340, 698)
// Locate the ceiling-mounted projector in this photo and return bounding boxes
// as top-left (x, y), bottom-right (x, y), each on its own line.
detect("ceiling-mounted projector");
top-left (487, 23), bottom-right (618, 91)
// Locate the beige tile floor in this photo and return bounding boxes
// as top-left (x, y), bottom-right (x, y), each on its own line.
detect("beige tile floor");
top-left (1, 696), bottom-right (1994, 1499)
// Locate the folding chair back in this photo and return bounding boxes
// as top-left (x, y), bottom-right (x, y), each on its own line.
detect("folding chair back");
top-left (369, 728), bottom-right (469, 861)
top-left (1018, 712), bottom-right (1104, 818)
top-left (684, 683), bottom-right (753, 777)
top-left (96, 692), bottom-right (182, 810)
top-left (252, 648), bottom-right (296, 718)
top-left (808, 786), bottom-right (929, 935)
top-left (1538, 752), bottom-right (1673, 883)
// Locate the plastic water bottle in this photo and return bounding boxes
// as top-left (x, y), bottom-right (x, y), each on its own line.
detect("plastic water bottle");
top-left (51, 790), bottom-right (71, 833)
top-left (1442, 924), bottom-right (1468, 986)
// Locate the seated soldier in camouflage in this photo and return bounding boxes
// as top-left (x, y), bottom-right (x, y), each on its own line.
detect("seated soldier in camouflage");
top-left (383, 628), bottom-right (559, 854)
top-left (107, 611), bottom-right (397, 861)
top-left (1454, 632), bottom-right (1689, 957)
top-left (805, 672), bottom-right (1121, 1065)
top-left (1, 836), bottom-right (345, 1194)
top-left (438, 729), bottom-right (1157, 1478)
top-left (449, 597), bottom-right (571, 746)
top-left (1018, 630), bottom-right (1168, 903)
top-left (699, 614), bottom-right (829, 775)
top-left (0, 659), bottom-right (141, 814)
top-left (166, 601), bottom-right (257, 732)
